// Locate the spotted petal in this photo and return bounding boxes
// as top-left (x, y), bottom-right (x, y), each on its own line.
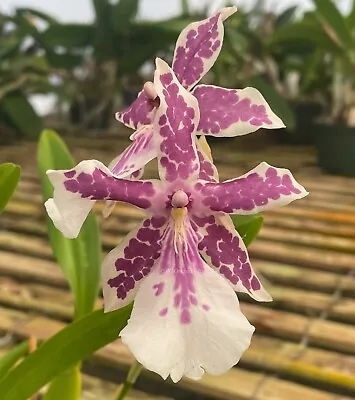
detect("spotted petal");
top-left (193, 213), bottom-right (271, 302)
top-left (193, 85), bottom-right (285, 137)
top-left (120, 219), bottom-right (254, 382)
top-left (108, 125), bottom-right (156, 177)
top-left (45, 160), bottom-right (163, 238)
top-left (102, 216), bottom-right (168, 311)
top-left (172, 7), bottom-right (237, 90)
top-left (115, 91), bottom-right (157, 130)
top-left (196, 136), bottom-right (219, 183)
top-left (154, 58), bottom-right (200, 183)
top-left (197, 162), bottom-right (308, 214)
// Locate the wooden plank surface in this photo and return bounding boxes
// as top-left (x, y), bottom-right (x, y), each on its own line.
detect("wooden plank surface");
top-left (1, 138), bottom-right (355, 399)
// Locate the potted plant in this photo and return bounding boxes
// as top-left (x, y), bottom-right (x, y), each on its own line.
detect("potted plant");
top-left (272, 0), bottom-right (355, 175)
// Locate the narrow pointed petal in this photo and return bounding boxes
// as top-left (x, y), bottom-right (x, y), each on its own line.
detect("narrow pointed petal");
top-left (172, 7), bottom-right (237, 90)
top-left (196, 136), bottom-right (219, 183)
top-left (46, 160), bottom-right (163, 238)
top-left (120, 221), bottom-right (254, 382)
top-left (102, 216), bottom-right (168, 312)
top-left (154, 58), bottom-right (200, 183)
top-left (193, 85), bottom-right (285, 137)
top-left (115, 90), bottom-right (157, 130)
top-left (197, 162), bottom-right (308, 214)
top-left (193, 213), bottom-right (271, 302)
top-left (108, 125), bottom-right (156, 177)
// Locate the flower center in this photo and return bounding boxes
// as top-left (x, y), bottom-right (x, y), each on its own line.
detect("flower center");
top-left (171, 190), bottom-right (189, 208)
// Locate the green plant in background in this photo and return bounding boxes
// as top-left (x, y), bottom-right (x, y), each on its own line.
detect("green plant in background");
top-left (0, 163), bottom-right (21, 213)
top-left (38, 0), bottom-right (199, 129)
top-left (0, 9), bottom-right (56, 140)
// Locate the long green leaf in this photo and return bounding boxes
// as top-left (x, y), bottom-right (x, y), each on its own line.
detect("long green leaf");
top-left (0, 163), bottom-right (21, 213)
top-left (37, 130), bottom-right (101, 319)
top-left (1, 92), bottom-right (42, 138)
top-left (0, 306), bottom-right (132, 400)
top-left (41, 24), bottom-right (94, 48)
top-left (42, 366), bottom-right (81, 400)
top-left (312, 0), bottom-right (353, 49)
top-left (231, 214), bottom-right (264, 247)
top-left (248, 76), bottom-right (295, 130)
top-left (0, 342), bottom-right (29, 380)
top-left (113, 0), bottom-right (139, 32)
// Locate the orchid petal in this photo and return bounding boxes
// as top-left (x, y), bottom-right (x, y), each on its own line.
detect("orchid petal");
top-left (102, 216), bottom-right (168, 312)
top-left (172, 7), bottom-right (237, 90)
top-left (197, 162), bottom-right (308, 214)
top-left (154, 58), bottom-right (200, 183)
top-left (108, 125), bottom-right (156, 177)
top-left (193, 213), bottom-right (271, 302)
top-left (193, 85), bottom-right (285, 137)
top-left (196, 136), bottom-right (219, 183)
top-left (115, 90), bottom-right (157, 130)
top-left (120, 219), bottom-right (254, 382)
top-left (45, 160), bottom-right (163, 238)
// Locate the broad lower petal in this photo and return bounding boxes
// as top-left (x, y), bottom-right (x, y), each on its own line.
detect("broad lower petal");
top-left (46, 160), bottom-right (163, 238)
top-left (197, 162), bottom-right (308, 214)
top-left (196, 136), bottom-right (219, 183)
top-left (154, 58), bottom-right (200, 183)
top-left (115, 90), bottom-right (157, 130)
top-left (193, 85), bottom-right (285, 137)
top-left (102, 216), bottom-right (168, 311)
top-left (120, 225), bottom-right (254, 382)
top-left (193, 213), bottom-right (271, 301)
top-left (108, 125), bottom-right (156, 177)
top-left (172, 7), bottom-right (237, 90)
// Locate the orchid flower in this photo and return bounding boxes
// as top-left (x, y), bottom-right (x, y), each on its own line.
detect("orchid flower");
top-left (45, 59), bottom-right (308, 381)
top-left (113, 7), bottom-right (284, 175)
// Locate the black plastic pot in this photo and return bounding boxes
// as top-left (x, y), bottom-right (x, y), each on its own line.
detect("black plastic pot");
top-left (314, 123), bottom-right (355, 176)
top-left (278, 101), bottom-right (323, 145)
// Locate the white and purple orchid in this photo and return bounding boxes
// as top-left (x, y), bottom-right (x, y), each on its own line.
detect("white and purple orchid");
top-left (45, 59), bottom-right (308, 382)
top-left (110, 7), bottom-right (284, 194)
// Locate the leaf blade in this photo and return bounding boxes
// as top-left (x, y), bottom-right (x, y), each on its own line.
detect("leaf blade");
top-left (0, 307), bottom-right (132, 400)
top-left (0, 163), bottom-right (21, 213)
top-left (231, 214), bottom-right (264, 247)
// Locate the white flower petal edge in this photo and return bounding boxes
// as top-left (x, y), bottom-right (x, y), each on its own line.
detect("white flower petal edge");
top-left (120, 261), bottom-right (254, 382)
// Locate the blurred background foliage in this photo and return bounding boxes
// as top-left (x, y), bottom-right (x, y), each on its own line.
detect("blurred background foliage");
top-left (1, 0), bottom-right (355, 146)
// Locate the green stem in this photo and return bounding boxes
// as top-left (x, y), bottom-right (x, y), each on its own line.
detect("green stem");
top-left (115, 361), bottom-right (143, 400)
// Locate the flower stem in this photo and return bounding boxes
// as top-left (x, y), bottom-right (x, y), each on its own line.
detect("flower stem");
top-left (115, 361), bottom-right (143, 400)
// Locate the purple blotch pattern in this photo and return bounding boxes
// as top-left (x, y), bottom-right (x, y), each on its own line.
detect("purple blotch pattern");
top-left (154, 222), bottom-right (209, 324)
top-left (108, 216), bottom-right (167, 300)
top-left (194, 214), bottom-right (262, 292)
top-left (193, 86), bottom-right (273, 135)
top-left (116, 90), bottom-right (156, 129)
top-left (110, 126), bottom-right (155, 176)
top-left (156, 70), bottom-right (199, 182)
top-left (198, 165), bottom-right (303, 213)
top-left (173, 13), bottom-right (222, 89)
top-left (196, 147), bottom-right (218, 183)
top-left (63, 165), bottom-right (156, 210)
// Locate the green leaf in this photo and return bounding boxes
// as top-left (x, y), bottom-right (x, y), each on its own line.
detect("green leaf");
top-left (248, 76), bottom-right (295, 130)
top-left (42, 366), bottom-right (81, 400)
top-left (181, 0), bottom-right (190, 15)
top-left (231, 214), bottom-right (264, 247)
top-left (270, 20), bottom-right (342, 53)
top-left (0, 342), bottom-right (29, 380)
top-left (312, 0), bottom-right (353, 49)
top-left (0, 306), bottom-right (132, 400)
top-left (46, 52), bottom-right (83, 69)
top-left (16, 8), bottom-right (57, 24)
top-left (1, 92), bottom-right (42, 138)
top-left (37, 130), bottom-right (101, 319)
top-left (275, 6), bottom-right (298, 28)
top-left (113, 0), bottom-right (139, 32)
top-left (41, 24), bottom-right (93, 48)
top-left (0, 163), bottom-right (21, 213)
